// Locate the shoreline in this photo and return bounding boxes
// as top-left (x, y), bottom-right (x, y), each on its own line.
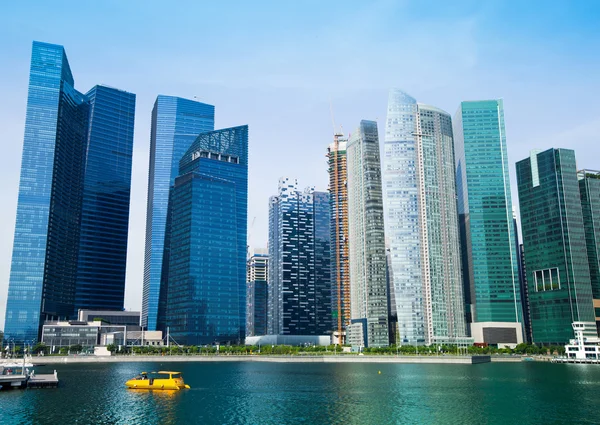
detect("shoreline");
top-left (25, 354), bottom-right (528, 365)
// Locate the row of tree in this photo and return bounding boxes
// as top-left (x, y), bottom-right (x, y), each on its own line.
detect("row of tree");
top-left (0, 341), bottom-right (566, 357)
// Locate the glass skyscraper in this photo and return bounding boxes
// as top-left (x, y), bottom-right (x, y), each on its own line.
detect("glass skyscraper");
top-left (327, 134), bottom-right (351, 341)
top-left (346, 120), bottom-right (389, 347)
top-left (142, 95), bottom-right (214, 331)
top-left (578, 170), bottom-right (600, 300)
top-left (516, 148), bottom-right (595, 344)
top-left (453, 100), bottom-right (523, 330)
top-left (165, 126), bottom-right (248, 345)
top-left (383, 89), bottom-right (466, 346)
top-left (246, 249), bottom-right (269, 337)
top-left (4, 42), bottom-right (135, 343)
top-left (267, 178), bottom-right (332, 336)
top-left (76, 86), bottom-right (136, 311)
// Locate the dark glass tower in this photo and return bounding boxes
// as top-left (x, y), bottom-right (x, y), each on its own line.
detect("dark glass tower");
top-left (246, 250), bottom-right (269, 337)
top-left (516, 148), bottom-right (595, 344)
top-left (267, 178), bottom-right (332, 336)
top-left (75, 85), bottom-right (136, 312)
top-left (4, 42), bottom-right (135, 343)
top-left (165, 126), bottom-right (248, 345)
top-left (142, 96), bottom-right (214, 331)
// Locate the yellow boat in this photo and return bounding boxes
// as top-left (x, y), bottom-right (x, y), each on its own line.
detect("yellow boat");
top-left (125, 371), bottom-right (190, 390)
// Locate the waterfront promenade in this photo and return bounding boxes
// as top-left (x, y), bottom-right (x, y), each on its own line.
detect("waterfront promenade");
top-left (27, 354), bottom-right (522, 365)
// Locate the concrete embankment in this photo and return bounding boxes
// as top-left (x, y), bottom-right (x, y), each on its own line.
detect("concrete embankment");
top-left (33, 355), bottom-right (500, 365)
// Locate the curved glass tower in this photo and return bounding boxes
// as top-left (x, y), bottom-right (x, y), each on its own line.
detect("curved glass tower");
top-left (383, 89), bottom-right (466, 345)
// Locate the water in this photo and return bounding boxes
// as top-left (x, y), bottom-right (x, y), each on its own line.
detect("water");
top-left (1, 361), bottom-right (599, 424)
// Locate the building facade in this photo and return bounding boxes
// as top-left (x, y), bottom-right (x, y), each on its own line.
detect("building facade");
top-left (516, 148), bottom-right (595, 344)
top-left (142, 95), bottom-right (214, 331)
top-left (382, 89), bottom-right (466, 346)
top-left (4, 42), bottom-right (135, 344)
top-left (346, 120), bottom-right (389, 347)
top-left (453, 100), bottom-right (523, 344)
top-left (267, 178), bottom-right (332, 336)
top-left (165, 126), bottom-right (248, 346)
top-left (578, 170), bottom-right (600, 334)
top-left (246, 249), bottom-right (269, 337)
top-left (75, 85), bottom-right (136, 312)
top-left (327, 134), bottom-right (351, 341)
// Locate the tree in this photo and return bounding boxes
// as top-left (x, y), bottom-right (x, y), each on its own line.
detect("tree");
top-left (32, 342), bottom-right (49, 355)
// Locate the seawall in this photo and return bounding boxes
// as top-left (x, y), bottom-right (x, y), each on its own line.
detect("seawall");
top-left (32, 355), bottom-right (498, 365)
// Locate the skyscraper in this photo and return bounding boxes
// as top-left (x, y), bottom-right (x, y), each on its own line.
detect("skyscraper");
top-left (383, 89), bottom-right (466, 346)
top-left (76, 85), bottom-right (136, 312)
top-left (516, 148), bottom-right (595, 344)
top-left (453, 100), bottom-right (523, 344)
top-left (4, 42), bottom-right (135, 343)
top-left (142, 95), bottom-right (214, 331)
top-left (246, 249), bottom-right (269, 337)
top-left (346, 120), bottom-right (389, 347)
top-left (577, 169), bottom-right (600, 333)
top-left (267, 178), bottom-right (332, 336)
top-left (327, 134), bottom-right (350, 342)
top-left (165, 126), bottom-right (248, 345)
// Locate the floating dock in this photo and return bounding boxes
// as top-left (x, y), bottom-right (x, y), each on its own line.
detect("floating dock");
top-left (27, 371), bottom-right (59, 388)
top-left (0, 370), bottom-right (59, 390)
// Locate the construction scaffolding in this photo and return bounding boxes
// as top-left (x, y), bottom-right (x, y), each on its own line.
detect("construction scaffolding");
top-left (327, 134), bottom-right (350, 344)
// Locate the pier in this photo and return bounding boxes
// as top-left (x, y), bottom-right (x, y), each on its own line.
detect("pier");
top-left (0, 368), bottom-right (59, 390)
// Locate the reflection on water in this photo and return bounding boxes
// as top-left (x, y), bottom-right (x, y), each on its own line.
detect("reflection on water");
top-left (1, 361), bottom-right (600, 424)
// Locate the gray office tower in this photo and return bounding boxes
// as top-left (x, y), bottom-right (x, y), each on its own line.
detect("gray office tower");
top-left (346, 121), bottom-right (389, 348)
top-left (267, 178), bottom-right (332, 336)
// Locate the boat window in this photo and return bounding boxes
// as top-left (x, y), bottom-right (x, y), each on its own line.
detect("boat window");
top-left (171, 373), bottom-right (181, 379)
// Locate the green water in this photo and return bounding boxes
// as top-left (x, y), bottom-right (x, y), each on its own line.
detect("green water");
top-left (0, 361), bottom-right (598, 424)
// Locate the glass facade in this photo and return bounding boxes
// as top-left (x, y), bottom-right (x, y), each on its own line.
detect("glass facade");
top-left (578, 171), bottom-right (600, 299)
top-left (76, 86), bottom-right (136, 312)
top-left (4, 42), bottom-right (135, 344)
top-left (246, 250), bottom-right (269, 337)
top-left (327, 135), bottom-right (351, 338)
top-left (142, 96), bottom-right (214, 331)
top-left (453, 100), bottom-right (523, 328)
top-left (165, 126), bottom-right (248, 345)
top-left (267, 178), bottom-right (332, 336)
top-left (347, 120), bottom-right (389, 347)
top-left (383, 89), bottom-right (466, 345)
top-left (516, 149), bottom-right (595, 344)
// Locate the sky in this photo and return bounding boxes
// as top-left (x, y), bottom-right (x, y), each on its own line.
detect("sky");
top-left (0, 0), bottom-right (599, 329)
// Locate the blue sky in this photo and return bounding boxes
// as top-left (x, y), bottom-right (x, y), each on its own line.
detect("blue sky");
top-left (1, 0), bottom-right (599, 328)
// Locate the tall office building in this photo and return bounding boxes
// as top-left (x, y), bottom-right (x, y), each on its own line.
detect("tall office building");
top-left (578, 170), bottom-right (600, 332)
top-left (76, 85), bottom-right (136, 311)
top-left (327, 134), bottom-right (350, 342)
top-left (346, 120), bottom-right (389, 347)
top-left (267, 178), bottom-right (332, 336)
top-left (383, 89), bottom-right (466, 346)
top-left (4, 42), bottom-right (135, 343)
top-left (516, 148), bottom-right (595, 344)
top-left (246, 249), bottom-right (269, 337)
top-left (165, 126), bottom-right (248, 345)
top-left (142, 95), bottom-right (214, 331)
top-left (453, 100), bottom-right (523, 345)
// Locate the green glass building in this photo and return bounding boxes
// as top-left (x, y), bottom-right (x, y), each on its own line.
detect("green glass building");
top-left (516, 149), bottom-right (595, 344)
top-left (454, 100), bottom-right (523, 330)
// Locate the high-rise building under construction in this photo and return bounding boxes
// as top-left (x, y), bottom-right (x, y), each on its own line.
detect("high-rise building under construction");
top-left (327, 135), bottom-right (351, 343)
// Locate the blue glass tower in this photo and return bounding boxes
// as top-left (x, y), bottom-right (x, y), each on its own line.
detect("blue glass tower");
top-left (4, 42), bottom-right (136, 343)
top-left (75, 86), bottom-right (136, 312)
top-left (165, 126), bottom-right (248, 345)
top-left (142, 96), bottom-right (214, 331)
